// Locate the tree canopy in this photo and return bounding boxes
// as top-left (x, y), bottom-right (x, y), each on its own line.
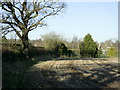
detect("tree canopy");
top-left (1, 0), bottom-right (66, 57)
top-left (41, 32), bottom-right (63, 51)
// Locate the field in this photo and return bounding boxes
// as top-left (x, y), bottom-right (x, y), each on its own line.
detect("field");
top-left (21, 58), bottom-right (120, 88)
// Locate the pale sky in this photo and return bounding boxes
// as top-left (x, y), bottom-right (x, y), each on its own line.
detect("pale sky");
top-left (5, 1), bottom-right (118, 43)
top-left (28, 2), bottom-right (118, 42)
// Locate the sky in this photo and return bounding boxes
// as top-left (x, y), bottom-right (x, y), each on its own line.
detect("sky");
top-left (28, 1), bottom-right (118, 43)
top-left (5, 1), bottom-right (117, 43)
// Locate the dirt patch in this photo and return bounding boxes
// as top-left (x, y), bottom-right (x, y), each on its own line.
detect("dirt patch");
top-left (22, 58), bottom-right (120, 88)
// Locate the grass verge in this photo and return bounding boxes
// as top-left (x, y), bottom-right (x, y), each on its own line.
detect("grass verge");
top-left (2, 59), bottom-right (38, 88)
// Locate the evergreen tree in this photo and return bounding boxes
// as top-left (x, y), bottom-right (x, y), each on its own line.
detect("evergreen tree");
top-left (80, 34), bottom-right (98, 58)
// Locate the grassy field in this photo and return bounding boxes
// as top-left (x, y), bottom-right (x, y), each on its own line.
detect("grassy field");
top-left (21, 58), bottom-right (120, 88)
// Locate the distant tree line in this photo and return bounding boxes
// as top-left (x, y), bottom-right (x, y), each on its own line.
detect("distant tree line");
top-left (2, 32), bottom-right (118, 59)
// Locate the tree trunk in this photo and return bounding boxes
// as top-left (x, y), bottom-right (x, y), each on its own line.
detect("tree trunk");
top-left (21, 33), bottom-right (29, 59)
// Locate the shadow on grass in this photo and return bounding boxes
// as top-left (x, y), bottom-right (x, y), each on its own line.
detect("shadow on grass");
top-left (2, 59), bottom-right (38, 88)
top-left (37, 57), bottom-right (108, 61)
top-left (21, 62), bottom-right (120, 89)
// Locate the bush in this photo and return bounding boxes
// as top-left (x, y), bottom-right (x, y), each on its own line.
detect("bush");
top-left (67, 50), bottom-right (77, 57)
top-left (28, 46), bottom-right (48, 57)
top-left (54, 43), bottom-right (76, 57)
top-left (107, 47), bottom-right (117, 57)
top-left (2, 42), bottom-right (52, 62)
top-left (2, 45), bottom-right (24, 62)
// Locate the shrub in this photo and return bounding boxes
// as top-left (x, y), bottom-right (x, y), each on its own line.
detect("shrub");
top-left (107, 47), bottom-right (117, 57)
top-left (28, 46), bottom-right (48, 57)
top-left (54, 43), bottom-right (76, 57)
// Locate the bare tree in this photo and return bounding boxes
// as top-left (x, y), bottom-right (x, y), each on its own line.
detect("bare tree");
top-left (41, 32), bottom-right (63, 50)
top-left (1, 0), bottom-right (66, 56)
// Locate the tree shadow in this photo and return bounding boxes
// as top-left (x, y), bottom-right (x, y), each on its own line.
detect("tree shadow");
top-left (2, 59), bottom-right (38, 88)
top-left (21, 61), bottom-right (120, 89)
top-left (37, 57), bottom-right (108, 61)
